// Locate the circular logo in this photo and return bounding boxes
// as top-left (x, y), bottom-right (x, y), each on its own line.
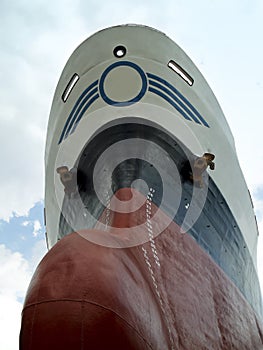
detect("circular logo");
top-left (99, 61), bottom-right (147, 106)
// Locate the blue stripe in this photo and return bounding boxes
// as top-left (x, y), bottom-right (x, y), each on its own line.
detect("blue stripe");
top-left (70, 93), bottom-right (100, 134)
top-left (147, 73), bottom-right (209, 127)
top-left (148, 87), bottom-right (192, 122)
top-left (58, 80), bottom-right (98, 144)
top-left (149, 80), bottom-right (201, 125)
top-left (64, 87), bottom-right (98, 139)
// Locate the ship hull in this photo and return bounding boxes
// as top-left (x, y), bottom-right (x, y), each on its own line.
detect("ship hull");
top-left (20, 190), bottom-right (263, 349)
top-left (20, 25), bottom-right (263, 349)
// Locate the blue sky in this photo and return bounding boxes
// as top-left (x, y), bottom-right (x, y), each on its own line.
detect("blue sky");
top-left (0, 202), bottom-right (45, 258)
top-left (0, 1), bottom-right (263, 349)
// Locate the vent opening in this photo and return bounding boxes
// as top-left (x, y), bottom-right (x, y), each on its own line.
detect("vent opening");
top-left (62, 73), bottom-right (79, 102)
top-left (168, 60), bottom-right (194, 86)
top-left (113, 45), bottom-right (127, 58)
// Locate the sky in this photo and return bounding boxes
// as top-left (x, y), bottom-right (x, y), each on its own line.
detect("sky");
top-left (0, 0), bottom-right (263, 349)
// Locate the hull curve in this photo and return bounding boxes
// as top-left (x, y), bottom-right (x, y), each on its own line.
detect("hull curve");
top-left (21, 190), bottom-right (263, 349)
top-left (20, 24), bottom-right (263, 349)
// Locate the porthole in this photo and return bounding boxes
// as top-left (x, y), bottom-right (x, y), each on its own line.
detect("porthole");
top-left (113, 45), bottom-right (127, 58)
top-left (168, 60), bottom-right (194, 86)
top-left (62, 73), bottom-right (79, 102)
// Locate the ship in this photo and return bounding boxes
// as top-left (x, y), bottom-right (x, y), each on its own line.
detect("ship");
top-left (20, 25), bottom-right (263, 349)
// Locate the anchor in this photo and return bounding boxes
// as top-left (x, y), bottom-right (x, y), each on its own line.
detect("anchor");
top-left (56, 166), bottom-right (77, 196)
top-left (191, 153), bottom-right (215, 187)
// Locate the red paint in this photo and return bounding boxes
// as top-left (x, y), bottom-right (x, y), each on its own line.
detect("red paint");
top-left (20, 189), bottom-right (263, 349)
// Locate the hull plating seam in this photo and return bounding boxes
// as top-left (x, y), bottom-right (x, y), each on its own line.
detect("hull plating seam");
top-left (22, 298), bottom-right (153, 347)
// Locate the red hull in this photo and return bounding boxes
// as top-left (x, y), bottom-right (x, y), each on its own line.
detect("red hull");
top-left (20, 190), bottom-right (263, 349)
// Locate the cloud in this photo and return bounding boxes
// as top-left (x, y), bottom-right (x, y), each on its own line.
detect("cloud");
top-left (21, 221), bottom-right (30, 227)
top-left (30, 239), bottom-right (47, 269)
top-left (0, 36), bottom-right (48, 221)
top-left (0, 295), bottom-right (23, 350)
top-left (0, 1), bottom-right (95, 222)
top-left (0, 245), bottom-right (31, 299)
top-left (0, 241), bottom-right (47, 350)
top-left (33, 220), bottom-right (41, 237)
top-left (20, 219), bottom-right (42, 237)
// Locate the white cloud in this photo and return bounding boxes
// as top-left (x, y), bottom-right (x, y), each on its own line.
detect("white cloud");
top-left (0, 57), bottom-right (46, 221)
top-left (0, 1), bottom-right (89, 222)
top-left (30, 239), bottom-right (47, 269)
top-left (21, 219), bottom-right (43, 237)
top-left (21, 221), bottom-right (30, 227)
top-left (0, 242), bottom-right (47, 299)
top-left (0, 295), bottom-right (22, 350)
top-left (33, 220), bottom-right (42, 237)
top-left (0, 245), bottom-right (31, 299)
top-left (0, 242), bottom-right (47, 350)
top-left (0, 245), bottom-right (29, 348)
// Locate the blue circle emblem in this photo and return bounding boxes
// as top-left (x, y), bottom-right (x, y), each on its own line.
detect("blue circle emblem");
top-left (99, 61), bottom-right (147, 106)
